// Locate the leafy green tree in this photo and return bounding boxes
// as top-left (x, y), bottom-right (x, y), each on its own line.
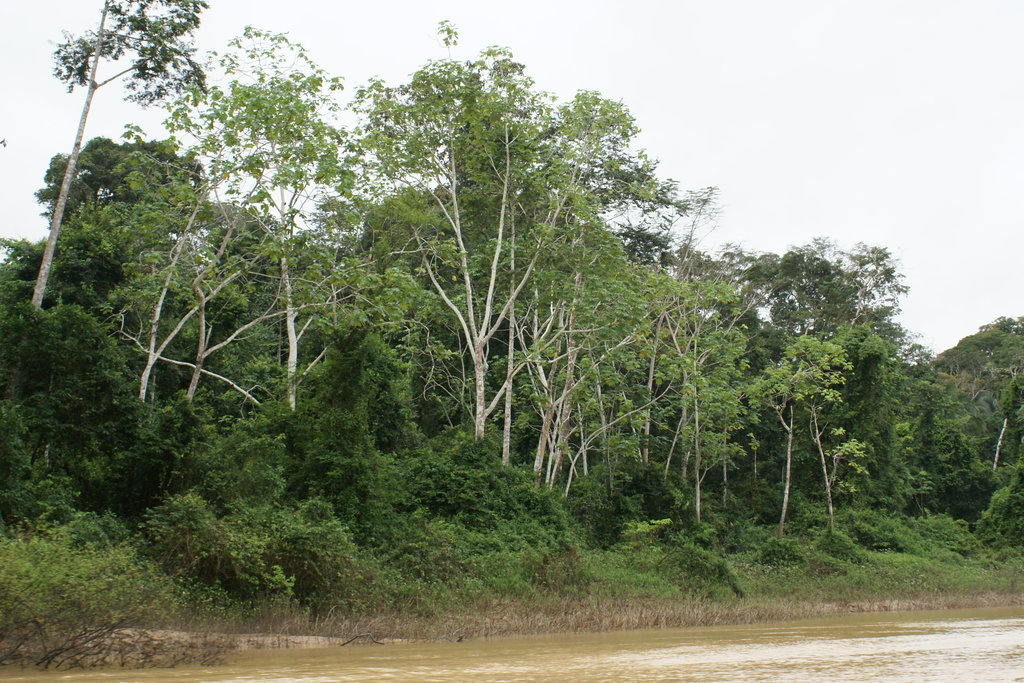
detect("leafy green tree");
top-left (935, 317), bottom-right (1024, 472)
top-left (739, 239), bottom-right (906, 340)
top-left (35, 136), bottom-right (198, 218)
top-left (356, 31), bottom-right (679, 446)
top-left (753, 335), bottom-right (849, 537)
top-left (902, 373), bottom-right (995, 521)
top-left (0, 304), bottom-right (139, 516)
top-left (166, 28), bottom-right (353, 409)
top-left (977, 459), bottom-right (1024, 547)
top-left (833, 326), bottom-right (905, 507)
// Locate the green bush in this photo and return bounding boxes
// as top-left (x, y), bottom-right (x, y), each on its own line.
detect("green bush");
top-left (666, 542), bottom-right (744, 596)
top-left (755, 536), bottom-right (807, 567)
top-left (910, 514), bottom-right (978, 557)
top-left (977, 467), bottom-right (1024, 548)
top-left (813, 530), bottom-right (865, 564)
top-left (614, 518), bottom-right (673, 571)
top-left (143, 493), bottom-right (371, 608)
top-left (401, 431), bottom-right (575, 549)
top-left (843, 509), bottom-right (922, 553)
top-left (525, 545), bottom-right (592, 593)
top-left (0, 528), bottom-right (174, 669)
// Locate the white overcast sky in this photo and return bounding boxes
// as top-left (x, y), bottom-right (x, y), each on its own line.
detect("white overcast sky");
top-left (2, 1), bottom-right (1022, 353)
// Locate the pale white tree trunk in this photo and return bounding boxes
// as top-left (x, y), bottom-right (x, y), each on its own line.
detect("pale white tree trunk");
top-left (811, 408), bottom-right (835, 534)
top-left (640, 315), bottom-right (665, 466)
top-left (282, 256), bottom-right (299, 411)
top-left (994, 417), bottom-right (1009, 471)
top-left (501, 225), bottom-right (518, 466)
top-left (694, 393), bottom-right (703, 523)
top-left (501, 309), bottom-right (516, 467)
top-left (138, 228), bottom-right (192, 402)
top-left (533, 400), bottom-right (555, 486)
top-left (777, 405), bottom-right (795, 539)
top-left (186, 288), bottom-right (208, 400)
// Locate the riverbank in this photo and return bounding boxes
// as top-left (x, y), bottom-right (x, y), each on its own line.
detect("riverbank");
top-left (190, 589), bottom-right (1024, 651)
top-left (4, 519), bottom-right (1022, 669)
top-left (189, 538), bottom-right (1024, 647)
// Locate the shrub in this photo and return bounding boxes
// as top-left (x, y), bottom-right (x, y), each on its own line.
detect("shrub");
top-left (813, 530), bottom-right (865, 564)
top-left (755, 536), bottom-right (807, 567)
top-left (666, 542), bottom-right (744, 597)
top-left (0, 528), bottom-right (176, 669)
top-left (844, 509), bottom-right (922, 553)
top-left (911, 514), bottom-right (978, 557)
top-left (977, 467), bottom-right (1024, 548)
top-left (143, 493), bottom-right (371, 608)
top-left (525, 545), bottom-right (591, 593)
top-left (614, 519), bottom-right (673, 571)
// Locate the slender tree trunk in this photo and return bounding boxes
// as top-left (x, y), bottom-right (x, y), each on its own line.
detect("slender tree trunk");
top-left (663, 406), bottom-right (687, 480)
top-left (811, 409), bottom-right (834, 534)
top-left (722, 448), bottom-right (729, 509)
top-left (501, 322), bottom-right (516, 466)
top-left (640, 317), bottom-right (663, 466)
top-left (596, 378), bottom-right (613, 495)
top-left (33, 2), bottom-right (109, 308)
top-left (581, 439), bottom-right (588, 476)
top-left (501, 223), bottom-right (518, 466)
top-left (501, 353), bottom-right (514, 466)
top-left (533, 402), bottom-right (554, 487)
top-left (282, 256), bottom-right (298, 411)
top-left (994, 417), bottom-right (1008, 471)
top-left (777, 405), bottom-right (794, 539)
top-left (694, 393), bottom-right (702, 523)
top-left (186, 292), bottom-right (208, 400)
top-left (473, 344), bottom-right (487, 439)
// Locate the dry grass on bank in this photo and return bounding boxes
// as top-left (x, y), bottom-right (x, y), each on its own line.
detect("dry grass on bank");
top-left (9, 590), bottom-right (1019, 669)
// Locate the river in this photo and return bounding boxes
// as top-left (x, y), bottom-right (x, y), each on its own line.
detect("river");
top-left (2, 607), bottom-right (1022, 682)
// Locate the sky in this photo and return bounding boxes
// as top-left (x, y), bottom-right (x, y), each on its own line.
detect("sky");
top-left (2, 0), bottom-right (1022, 353)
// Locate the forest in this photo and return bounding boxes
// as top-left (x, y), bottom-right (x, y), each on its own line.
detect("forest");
top-left (2, 2), bottom-right (1024, 669)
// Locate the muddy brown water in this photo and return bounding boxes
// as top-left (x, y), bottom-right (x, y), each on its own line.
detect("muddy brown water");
top-left (2, 607), bottom-right (1023, 682)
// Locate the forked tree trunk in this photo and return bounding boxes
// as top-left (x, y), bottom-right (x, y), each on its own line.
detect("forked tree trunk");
top-left (186, 291), bottom-right (208, 400)
top-left (811, 409), bottom-right (835, 534)
top-left (533, 402), bottom-right (555, 487)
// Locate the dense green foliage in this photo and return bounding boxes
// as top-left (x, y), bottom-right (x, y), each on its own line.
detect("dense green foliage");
top-left (2, 24), bottom-right (1022, 644)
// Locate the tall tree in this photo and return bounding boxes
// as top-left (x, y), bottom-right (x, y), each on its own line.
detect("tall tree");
top-left (754, 335), bottom-right (849, 537)
top-left (356, 29), bottom-right (674, 442)
top-left (32, 0), bottom-right (207, 309)
top-left (166, 28), bottom-right (351, 409)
